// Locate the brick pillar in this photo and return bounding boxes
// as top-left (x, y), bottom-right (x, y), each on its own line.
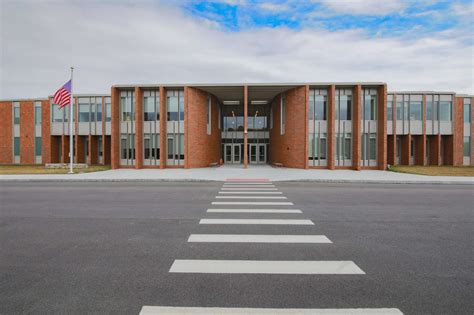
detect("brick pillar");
top-left (304, 85), bottom-right (310, 169)
top-left (387, 136), bottom-right (395, 165)
top-left (378, 84), bottom-right (387, 170)
top-left (90, 135), bottom-right (99, 165)
top-left (111, 87), bottom-right (120, 169)
top-left (243, 85), bottom-right (248, 168)
top-left (327, 85), bottom-right (335, 169)
top-left (430, 134), bottom-right (441, 165)
top-left (41, 100), bottom-right (51, 164)
top-left (135, 87), bottom-right (143, 169)
top-left (352, 85), bottom-right (362, 170)
top-left (61, 135), bottom-right (69, 163)
top-left (101, 96), bottom-right (106, 165)
top-left (414, 135), bottom-right (425, 165)
top-left (160, 87), bottom-right (166, 168)
top-left (75, 136), bottom-right (85, 163)
top-left (401, 134), bottom-right (411, 165)
top-left (453, 97), bottom-right (464, 166)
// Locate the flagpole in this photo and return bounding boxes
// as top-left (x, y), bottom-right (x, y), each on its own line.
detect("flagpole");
top-left (68, 67), bottom-right (74, 174)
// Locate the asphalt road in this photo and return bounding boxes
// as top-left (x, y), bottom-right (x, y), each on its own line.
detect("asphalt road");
top-left (1, 181), bottom-right (473, 314)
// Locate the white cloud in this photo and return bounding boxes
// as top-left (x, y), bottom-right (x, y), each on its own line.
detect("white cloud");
top-left (258, 2), bottom-right (290, 13)
top-left (314, 0), bottom-right (407, 16)
top-left (0, 1), bottom-right (472, 99)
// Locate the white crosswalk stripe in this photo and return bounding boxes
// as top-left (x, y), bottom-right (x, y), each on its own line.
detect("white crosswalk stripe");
top-left (140, 306), bottom-right (403, 315)
top-left (207, 208), bottom-right (302, 213)
top-left (199, 219), bottom-right (314, 225)
top-left (221, 187), bottom-right (278, 191)
top-left (188, 234), bottom-right (332, 243)
top-left (169, 260), bottom-right (365, 274)
top-left (212, 201), bottom-right (294, 205)
top-left (219, 191), bottom-right (283, 194)
top-left (216, 196), bottom-right (287, 199)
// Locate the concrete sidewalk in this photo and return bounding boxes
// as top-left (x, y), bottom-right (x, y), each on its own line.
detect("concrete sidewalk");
top-left (1, 165), bottom-right (473, 184)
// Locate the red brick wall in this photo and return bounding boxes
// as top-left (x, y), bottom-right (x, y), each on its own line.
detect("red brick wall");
top-left (429, 134), bottom-right (441, 165)
top-left (135, 87), bottom-right (143, 169)
top-left (0, 101), bottom-right (12, 163)
top-left (387, 135), bottom-right (395, 165)
top-left (401, 134), bottom-right (411, 165)
top-left (75, 135), bottom-right (85, 163)
top-left (269, 86), bottom-right (307, 168)
top-left (471, 97), bottom-right (474, 166)
top-left (41, 99), bottom-right (51, 164)
top-left (453, 97), bottom-right (464, 166)
top-left (327, 85), bottom-right (335, 169)
top-left (414, 135), bottom-right (425, 165)
top-left (20, 101), bottom-right (35, 164)
top-left (89, 135), bottom-right (99, 165)
top-left (50, 136), bottom-right (61, 163)
top-left (159, 87), bottom-right (166, 168)
top-left (111, 87), bottom-right (120, 169)
top-left (377, 85), bottom-right (387, 170)
top-left (186, 87), bottom-right (221, 168)
top-left (352, 85), bottom-right (362, 170)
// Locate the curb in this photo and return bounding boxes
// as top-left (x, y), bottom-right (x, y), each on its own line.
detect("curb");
top-left (0, 178), bottom-right (472, 185)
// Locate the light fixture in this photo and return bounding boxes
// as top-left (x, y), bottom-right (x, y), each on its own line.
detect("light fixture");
top-left (250, 100), bottom-right (268, 105)
top-left (223, 100), bottom-right (240, 105)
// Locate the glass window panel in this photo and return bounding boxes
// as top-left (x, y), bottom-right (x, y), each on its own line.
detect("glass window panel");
top-left (35, 106), bottom-right (42, 125)
top-left (464, 136), bottom-right (471, 157)
top-left (320, 137), bottom-right (327, 160)
top-left (144, 96), bottom-right (156, 121)
top-left (35, 137), bottom-right (42, 156)
top-left (121, 138), bottom-right (127, 159)
top-left (14, 137), bottom-right (20, 156)
top-left (14, 107), bottom-right (20, 124)
top-left (403, 102), bottom-right (409, 120)
top-left (167, 96), bottom-right (179, 121)
top-left (106, 103), bottom-right (111, 122)
top-left (96, 102), bottom-right (102, 122)
top-left (396, 102), bottom-right (403, 120)
top-left (426, 101), bottom-right (433, 120)
top-left (387, 101), bottom-right (393, 121)
top-left (464, 103), bottom-right (470, 123)
top-left (315, 95), bottom-right (326, 120)
top-left (344, 137), bottom-right (351, 160)
top-left (79, 102), bottom-right (90, 122)
top-left (144, 138), bottom-right (151, 159)
top-left (409, 101), bottom-right (422, 120)
top-left (309, 92), bottom-right (315, 120)
top-left (439, 101), bottom-right (452, 121)
top-left (308, 133), bottom-right (314, 159)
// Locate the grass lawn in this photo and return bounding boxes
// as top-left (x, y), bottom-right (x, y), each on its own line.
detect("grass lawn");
top-left (389, 165), bottom-right (474, 177)
top-left (0, 165), bottom-right (111, 175)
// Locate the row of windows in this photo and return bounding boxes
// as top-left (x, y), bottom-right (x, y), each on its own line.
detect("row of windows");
top-left (51, 97), bottom-right (111, 123)
top-left (12, 137), bottom-right (41, 157)
top-left (13, 103), bottom-right (42, 125)
top-left (387, 95), bottom-right (453, 122)
top-left (308, 89), bottom-right (376, 121)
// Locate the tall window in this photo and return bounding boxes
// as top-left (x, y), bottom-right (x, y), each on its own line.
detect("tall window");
top-left (426, 97), bottom-right (433, 120)
top-left (78, 98), bottom-right (90, 122)
top-left (35, 137), bottom-right (42, 156)
top-left (13, 106), bottom-right (20, 124)
top-left (409, 101), bottom-right (422, 120)
top-left (105, 97), bottom-right (111, 122)
top-left (464, 136), bottom-right (471, 157)
top-left (336, 94), bottom-right (351, 120)
top-left (96, 100), bottom-right (102, 122)
top-left (52, 104), bottom-right (62, 122)
top-left (166, 90), bottom-right (184, 121)
top-left (396, 101), bottom-right (403, 120)
top-left (280, 95), bottom-right (286, 134)
top-left (35, 103), bottom-right (42, 125)
top-left (464, 99), bottom-right (471, 123)
top-left (363, 92), bottom-right (377, 120)
top-left (143, 90), bottom-right (159, 121)
top-left (120, 91), bottom-right (135, 121)
top-left (14, 137), bottom-right (20, 156)
top-left (387, 98), bottom-right (393, 121)
top-left (309, 89), bottom-right (327, 121)
top-left (439, 101), bottom-right (452, 121)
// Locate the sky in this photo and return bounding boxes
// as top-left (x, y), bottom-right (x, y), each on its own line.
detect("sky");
top-left (0, 0), bottom-right (473, 99)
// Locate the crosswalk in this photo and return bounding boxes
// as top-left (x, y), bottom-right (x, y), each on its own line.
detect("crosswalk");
top-left (140, 179), bottom-right (403, 315)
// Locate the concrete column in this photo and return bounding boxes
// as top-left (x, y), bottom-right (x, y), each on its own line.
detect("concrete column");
top-left (160, 87), bottom-right (166, 169)
top-left (327, 85), bottom-right (335, 170)
top-left (243, 85), bottom-right (248, 168)
top-left (111, 87), bottom-right (120, 169)
top-left (377, 84), bottom-right (387, 170)
top-left (135, 87), bottom-right (143, 169)
top-left (352, 85), bottom-right (362, 170)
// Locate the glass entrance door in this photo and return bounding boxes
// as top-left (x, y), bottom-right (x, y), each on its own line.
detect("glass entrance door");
top-left (249, 144), bottom-right (266, 164)
top-left (224, 144), bottom-right (241, 164)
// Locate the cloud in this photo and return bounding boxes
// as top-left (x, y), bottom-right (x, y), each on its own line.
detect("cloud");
top-left (258, 2), bottom-right (290, 13)
top-left (0, 1), bottom-right (472, 99)
top-left (314, 0), bottom-right (407, 16)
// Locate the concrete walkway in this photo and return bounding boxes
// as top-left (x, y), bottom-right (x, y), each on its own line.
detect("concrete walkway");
top-left (1, 165), bottom-right (473, 184)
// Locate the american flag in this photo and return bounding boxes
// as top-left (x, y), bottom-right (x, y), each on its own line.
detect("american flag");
top-left (53, 80), bottom-right (72, 108)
